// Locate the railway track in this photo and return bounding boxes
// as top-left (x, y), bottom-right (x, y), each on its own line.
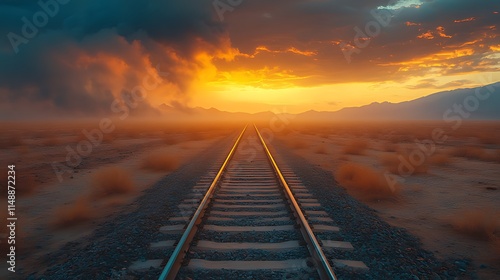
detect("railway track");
top-left (131, 125), bottom-right (368, 279)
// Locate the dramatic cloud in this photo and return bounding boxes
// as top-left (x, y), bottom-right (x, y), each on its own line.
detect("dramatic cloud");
top-left (0, 0), bottom-right (498, 116)
top-left (0, 0), bottom-right (230, 117)
top-left (212, 0), bottom-right (499, 87)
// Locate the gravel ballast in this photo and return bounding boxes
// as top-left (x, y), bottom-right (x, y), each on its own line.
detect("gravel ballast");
top-left (270, 138), bottom-right (476, 280)
top-left (21, 133), bottom-right (238, 280)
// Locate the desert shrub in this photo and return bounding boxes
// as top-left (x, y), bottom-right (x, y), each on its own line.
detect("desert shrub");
top-left (335, 163), bottom-right (399, 200)
top-left (450, 209), bottom-right (500, 241)
top-left (91, 167), bottom-right (134, 196)
top-left (52, 197), bottom-right (93, 228)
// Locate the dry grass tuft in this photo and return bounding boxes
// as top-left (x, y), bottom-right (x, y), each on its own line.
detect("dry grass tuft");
top-left (141, 152), bottom-right (179, 172)
top-left (52, 197), bottom-right (94, 228)
top-left (450, 209), bottom-right (500, 241)
top-left (91, 167), bottom-right (134, 197)
top-left (314, 144), bottom-right (329, 154)
top-left (341, 139), bottom-right (369, 155)
top-left (335, 163), bottom-right (399, 200)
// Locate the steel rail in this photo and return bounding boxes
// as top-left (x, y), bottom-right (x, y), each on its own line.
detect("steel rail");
top-left (158, 125), bottom-right (248, 280)
top-left (254, 124), bottom-right (338, 280)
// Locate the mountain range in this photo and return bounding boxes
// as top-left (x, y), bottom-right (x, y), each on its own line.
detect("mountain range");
top-left (158, 82), bottom-right (500, 121)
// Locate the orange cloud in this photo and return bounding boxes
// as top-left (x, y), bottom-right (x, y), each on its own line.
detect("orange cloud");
top-left (436, 26), bottom-right (452, 38)
top-left (454, 17), bottom-right (476, 23)
top-left (244, 45), bottom-right (317, 58)
top-left (417, 26), bottom-right (453, 40)
top-left (406, 21), bottom-right (421, 26)
top-left (378, 48), bottom-right (476, 70)
top-left (417, 31), bottom-right (434, 40)
top-left (286, 47), bottom-right (317, 57)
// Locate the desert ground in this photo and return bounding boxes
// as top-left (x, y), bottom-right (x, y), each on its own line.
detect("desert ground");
top-left (275, 121), bottom-right (500, 279)
top-left (0, 119), bottom-right (498, 279)
top-left (0, 120), bottom-right (239, 278)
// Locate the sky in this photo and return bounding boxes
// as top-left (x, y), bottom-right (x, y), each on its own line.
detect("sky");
top-left (0, 0), bottom-right (499, 117)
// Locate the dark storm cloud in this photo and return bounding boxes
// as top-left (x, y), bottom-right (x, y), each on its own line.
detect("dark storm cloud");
top-left (0, 0), bottom-right (225, 117)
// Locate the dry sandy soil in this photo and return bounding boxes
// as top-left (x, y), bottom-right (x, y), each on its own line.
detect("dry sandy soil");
top-left (0, 120), bottom-right (237, 278)
top-left (0, 119), bottom-right (498, 279)
top-left (276, 121), bottom-right (500, 279)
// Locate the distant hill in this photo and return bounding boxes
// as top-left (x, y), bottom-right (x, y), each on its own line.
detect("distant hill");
top-left (157, 102), bottom-right (278, 121)
top-left (297, 82), bottom-right (500, 120)
top-left (157, 82), bottom-right (500, 121)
